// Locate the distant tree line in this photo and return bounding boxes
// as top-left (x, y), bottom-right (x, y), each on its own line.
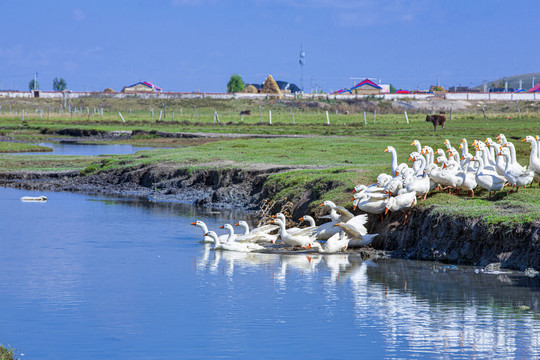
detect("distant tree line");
top-left (28, 77), bottom-right (67, 91)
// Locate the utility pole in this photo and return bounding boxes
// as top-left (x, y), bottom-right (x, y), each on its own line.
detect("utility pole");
top-left (34, 72), bottom-right (39, 90)
top-left (299, 44), bottom-right (305, 92)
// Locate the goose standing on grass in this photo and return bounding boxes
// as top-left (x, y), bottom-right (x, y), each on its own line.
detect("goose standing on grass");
top-left (457, 154), bottom-right (478, 196)
top-left (271, 218), bottom-right (314, 248)
top-left (486, 140), bottom-right (507, 176)
top-left (473, 155), bottom-right (506, 199)
top-left (205, 231), bottom-right (260, 253)
top-left (498, 148), bottom-right (534, 192)
top-left (404, 154), bottom-right (431, 200)
top-left (384, 146), bottom-right (399, 177)
top-left (385, 191), bottom-right (417, 225)
top-left (502, 142), bottom-right (527, 172)
top-left (523, 136), bottom-right (540, 185)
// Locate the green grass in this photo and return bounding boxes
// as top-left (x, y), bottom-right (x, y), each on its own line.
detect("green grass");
top-left (2, 97), bottom-right (540, 226)
top-left (0, 142), bottom-right (52, 153)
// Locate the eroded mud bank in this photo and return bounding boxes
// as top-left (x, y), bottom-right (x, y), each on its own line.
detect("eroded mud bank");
top-left (1, 164), bottom-right (538, 271)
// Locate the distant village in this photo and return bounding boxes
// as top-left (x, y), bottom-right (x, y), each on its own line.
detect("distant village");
top-left (117, 74), bottom-right (540, 96)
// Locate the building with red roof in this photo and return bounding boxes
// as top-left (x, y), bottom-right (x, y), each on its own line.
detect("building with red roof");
top-left (334, 78), bottom-right (383, 95)
top-left (121, 81), bottom-right (163, 93)
top-left (528, 83), bottom-right (540, 92)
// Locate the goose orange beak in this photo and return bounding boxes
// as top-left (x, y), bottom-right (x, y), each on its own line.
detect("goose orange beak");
top-left (522, 138), bottom-right (527, 142)
top-left (299, 216), bottom-right (304, 221)
top-left (270, 220), bottom-right (275, 224)
top-left (395, 170), bottom-right (399, 175)
top-left (484, 139), bottom-right (489, 143)
top-left (410, 141), bottom-right (415, 146)
top-left (503, 143), bottom-right (508, 147)
top-left (353, 205), bottom-right (357, 211)
top-left (460, 155), bottom-right (465, 161)
top-left (385, 208), bottom-right (389, 215)
top-left (352, 188), bottom-right (356, 193)
top-left (408, 155), bottom-right (412, 161)
top-left (497, 134), bottom-right (501, 139)
top-left (434, 159), bottom-right (438, 164)
top-left (190, 222), bottom-right (197, 225)
top-left (219, 225), bottom-right (225, 229)
top-left (234, 222), bottom-right (239, 226)
top-left (305, 244), bottom-right (312, 250)
top-left (204, 232), bottom-right (209, 236)
top-left (459, 144), bottom-right (463, 149)
top-left (384, 147), bottom-right (389, 152)
top-left (442, 164), bottom-right (447, 170)
top-left (272, 214), bottom-right (277, 218)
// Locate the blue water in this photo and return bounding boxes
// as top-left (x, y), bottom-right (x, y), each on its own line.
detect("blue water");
top-left (0, 187), bottom-right (539, 359)
top-left (15, 142), bottom-right (159, 156)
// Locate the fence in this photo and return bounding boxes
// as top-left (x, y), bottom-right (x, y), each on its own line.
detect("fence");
top-left (0, 90), bottom-right (538, 101)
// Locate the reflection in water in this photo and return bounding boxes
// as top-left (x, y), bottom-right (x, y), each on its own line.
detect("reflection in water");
top-left (200, 249), bottom-right (540, 359)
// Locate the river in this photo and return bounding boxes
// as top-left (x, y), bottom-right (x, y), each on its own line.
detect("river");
top-left (0, 187), bottom-right (538, 359)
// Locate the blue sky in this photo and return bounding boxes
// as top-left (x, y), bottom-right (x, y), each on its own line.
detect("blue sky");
top-left (1, 1), bottom-right (538, 93)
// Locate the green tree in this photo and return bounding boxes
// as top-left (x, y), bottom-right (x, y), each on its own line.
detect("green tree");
top-left (227, 74), bottom-right (244, 93)
top-left (389, 84), bottom-right (397, 93)
top-left (53, 77), bottom-right (67, 91)
top-left (28, 79), bottom-right (39, 91)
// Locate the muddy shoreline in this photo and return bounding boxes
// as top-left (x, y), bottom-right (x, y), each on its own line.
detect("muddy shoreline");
top-left (1, 164), bottom-right (538, 273)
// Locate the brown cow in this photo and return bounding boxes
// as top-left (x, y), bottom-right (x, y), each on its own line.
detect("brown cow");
top-left (425, 114), bottom-right (446, 131)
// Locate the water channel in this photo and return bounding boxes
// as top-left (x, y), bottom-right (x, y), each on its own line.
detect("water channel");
top-left (14, 142), bottom-right (160, 156)
top-left (0, 187), bottom-right (538, 359)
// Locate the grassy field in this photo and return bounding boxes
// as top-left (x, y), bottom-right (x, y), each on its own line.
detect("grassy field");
top-left (2, 97), bottom-right (540, 226)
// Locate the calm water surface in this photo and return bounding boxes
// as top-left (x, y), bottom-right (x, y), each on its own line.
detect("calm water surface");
top-left (0, 187), bottom-right (538, 359)
top-left (17, 142), bottom-right (159, 156)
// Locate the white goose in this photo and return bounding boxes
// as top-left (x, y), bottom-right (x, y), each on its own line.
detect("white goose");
top-left (473, 156), bottom-right (506, 198)
top-left (385, 191), bottom-right (417, 225)
top-left (205, 231), bottom-right (260, 253)
top-left (522, 136), bottom-right (540, 185)
top-left (220, 224), bottom-right (265, 250)
top-left (309, 232), bottom-right (350, 253)
top-left (404, 154), bottom-right (431, 200)
top-left (271, 218), bottom-right (313, 248)
top-left (384, 146), bottom-right (399, 177)
top-left (457, 154), bottom-right (478, 196)
top-left (352, 192), bottom-right (389, 216)
top-left (335, 216), bottom-right (378, 247)
top-left (498, 148), bottom-right (534, 192)
top-left (234, 221), bottom-right (278, 244)
top-left (191, 220), bottom-right (227, 243)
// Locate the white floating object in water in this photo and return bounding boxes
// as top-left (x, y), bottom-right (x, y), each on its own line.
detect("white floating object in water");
top-left (20, 196), bottom-right (47, 202)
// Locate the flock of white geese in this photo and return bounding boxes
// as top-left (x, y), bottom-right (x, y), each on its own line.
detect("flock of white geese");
top-left (192, 133), bottom-right (539, 254)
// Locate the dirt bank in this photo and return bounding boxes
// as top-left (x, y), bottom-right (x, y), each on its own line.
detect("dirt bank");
top-left (1, 164), bottom-right (538, 272)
